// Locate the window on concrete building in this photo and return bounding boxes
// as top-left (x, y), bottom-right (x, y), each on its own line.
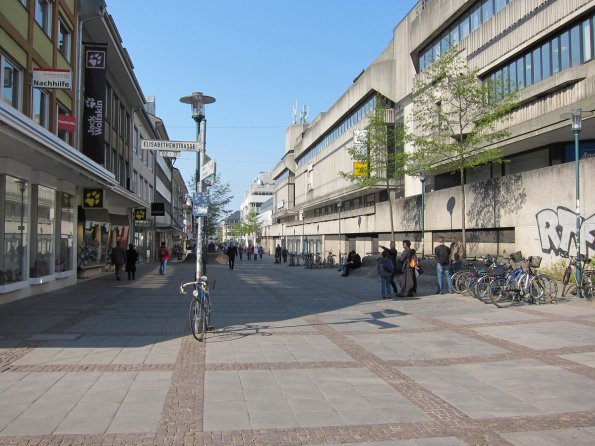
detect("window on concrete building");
top-left (32, 88), bottom-right (49, 129)
top-left (58, 19), bottom-right (72, 61)
top-left (505, 149), bottom-right (549, 176)
top-left (0, 55), bottom-right (22, 110)
top-left (35, 0), bottom-right (52, 36)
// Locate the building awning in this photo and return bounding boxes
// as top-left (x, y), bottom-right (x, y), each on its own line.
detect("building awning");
top-left (110, 214), bottom-right (130, 226)
top-left (83, 208), bottom-right (110, 222)
top-left (155, 224), bottom-right (187, 236)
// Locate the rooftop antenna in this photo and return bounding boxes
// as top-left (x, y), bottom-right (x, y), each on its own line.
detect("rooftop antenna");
top-left (300, 105), bottom-right (309, 124)
top-left (292, 101), bottom-right (298, 124)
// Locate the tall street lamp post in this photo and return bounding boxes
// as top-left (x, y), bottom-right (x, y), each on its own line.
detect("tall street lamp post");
top-left (560, 108), bottom-right (593, 298)
top-left (420, 172), bottom-right (425, 259)
top-left (180, 92), bottom-right (215, 281)
top-left (337, 200), bottom-right (342, 265)
top-left (299, 210), bottom-right (304, 255)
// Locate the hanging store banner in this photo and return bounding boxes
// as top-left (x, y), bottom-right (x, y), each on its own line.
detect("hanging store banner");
top-left (32, 69), bottom-right (72, 89)
top-left (82, 44), bottom-right (107, 165)
top-left (82, 188), bottom-right (104, 208)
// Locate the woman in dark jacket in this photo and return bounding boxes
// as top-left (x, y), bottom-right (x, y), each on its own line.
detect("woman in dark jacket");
top-left (125, 243), bottom-right (139, 280)
top-left (397, 240), bottom-right (417, 297)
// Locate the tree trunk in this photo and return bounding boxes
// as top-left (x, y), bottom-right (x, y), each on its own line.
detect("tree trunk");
top-left (386, 179), bottom-right (395, 240)
top-left (460, 167), bottom-right (466, 258)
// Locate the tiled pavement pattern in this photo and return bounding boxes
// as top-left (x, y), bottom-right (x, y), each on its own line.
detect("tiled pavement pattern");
top-left (0, 257), bottom-right (594, 445)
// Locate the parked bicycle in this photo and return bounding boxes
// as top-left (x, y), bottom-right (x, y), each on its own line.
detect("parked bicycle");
top-left (180, 275), bottom-right (215, 341)
top-left (560, 253), bottom-right (594, 300)
top-left (489, 253), bottom-right (557, 308)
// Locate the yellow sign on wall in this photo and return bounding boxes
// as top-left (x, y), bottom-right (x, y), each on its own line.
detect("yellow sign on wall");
top-left (82, 188), bottom-right (103, 208)
top-left (353, 161), bottom-right (368, 177)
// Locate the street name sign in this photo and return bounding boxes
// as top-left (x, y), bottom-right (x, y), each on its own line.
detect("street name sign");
top-left (141, 140), bottom-right (201, 151)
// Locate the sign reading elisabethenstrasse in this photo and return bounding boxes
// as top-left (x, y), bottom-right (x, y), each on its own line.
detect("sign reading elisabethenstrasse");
top-left (141, 140), bottom-right (201, 152)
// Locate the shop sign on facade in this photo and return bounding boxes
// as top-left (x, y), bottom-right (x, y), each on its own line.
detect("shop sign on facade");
top-left (32, 68), bottom-right (72, 89)
top-left (82, 188), bottom-right (103, 208)
top-left (134, 208), bottom-right (147, 221)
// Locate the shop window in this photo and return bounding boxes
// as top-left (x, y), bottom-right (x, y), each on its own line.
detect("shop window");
top-left (1, 176), bottom-right (29, 284)
top-left (1, 55), bottom-right (22, 110)
top-left (31, 185), bottom-right (55, 278)
top-left (82, 219), bottom-right (110, 266)
top-left (56, 193), bottom-right (74, 273)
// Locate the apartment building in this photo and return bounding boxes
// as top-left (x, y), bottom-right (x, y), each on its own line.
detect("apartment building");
top-left (0, 0), bottom-right (173, 301)
top-left (267, 0), bottom-right (595, 265)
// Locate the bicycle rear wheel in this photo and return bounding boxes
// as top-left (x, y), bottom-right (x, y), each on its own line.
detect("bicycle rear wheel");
top-left (189, 298), bottom-right (206, 341)
top-left (582, 273), bottom-right (594, 300)
top-left (490, 278), bottom-right (514, 308)
top-left (475, 276), bottom-right (493, 303)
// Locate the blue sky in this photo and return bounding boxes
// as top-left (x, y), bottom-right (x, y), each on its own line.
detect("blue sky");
top-left (105, 0), bottom-right (419, 211)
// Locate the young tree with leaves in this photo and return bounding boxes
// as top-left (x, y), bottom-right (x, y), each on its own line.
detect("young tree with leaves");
top-left (340, 94), bottom-right (407, 239)
top-left (408, 47), bottom-right (517, 256)
top-left (239, 209), bottom-right (262, 244)
top-left (187, 174), bottom-right (233, 240)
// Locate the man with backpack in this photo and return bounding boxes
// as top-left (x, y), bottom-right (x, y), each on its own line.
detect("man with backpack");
top-left (158, 241), bottom-right (170, 275)
top-left (435, 236), bottom-right (453, 294)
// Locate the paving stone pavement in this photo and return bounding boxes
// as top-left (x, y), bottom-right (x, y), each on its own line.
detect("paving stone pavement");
top-left (0, 255), bottom-right (594, 445)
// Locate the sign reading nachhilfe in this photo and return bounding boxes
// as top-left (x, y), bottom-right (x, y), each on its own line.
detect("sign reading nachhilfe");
top-left (32, 69), bottom-right (72, 89)
top-left (141, 140), bottom-right (200, 151)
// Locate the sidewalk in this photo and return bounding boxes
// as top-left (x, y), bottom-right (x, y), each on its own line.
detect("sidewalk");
top-left (0, 256), bottom-right (594, 445)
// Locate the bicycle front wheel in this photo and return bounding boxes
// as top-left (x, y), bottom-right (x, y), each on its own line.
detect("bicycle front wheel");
top-left (531, 274), bottom-right (557, 303)
top-left (582, 273), bottom-right (594, 300)
top-left (189, 298), bottom-right (206, 341)
top-left (490, 278), bottom-right (514, 308)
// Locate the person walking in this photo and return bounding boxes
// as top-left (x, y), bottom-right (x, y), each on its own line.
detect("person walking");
top-left (158, 241), bottom-right (170, 275)
top-left (125, 243), bottom-right (138, 280)
top-left (380, 241), bottom-right (399, 296)
top-left (247, 244), bottom-right (253, 260)
top-left (227, 243), bottom-right (238, 270)
top-left (377, 251), bottom-right (393, 299)
top-left (110, 240), bottom-right (127, 281)
top-left (238, 245), bottom-right (244, 260)
top-left (275, 245), bottom-right (282, 263)
top-left (258, 245), bottom-right (264, 259)
top-left (434, 236), bottom-right (453, 294)
top-left (281, 247), bottom-right (288, 263)
top-left (397, 240), bottom-right (416, 297)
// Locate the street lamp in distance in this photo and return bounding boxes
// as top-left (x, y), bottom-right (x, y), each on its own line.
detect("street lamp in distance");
top-left (419, 171), bottom-right (425, 259)
top-left (560, 108), bottom-right (593, 298)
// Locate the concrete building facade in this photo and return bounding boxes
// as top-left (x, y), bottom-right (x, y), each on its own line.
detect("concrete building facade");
top-left (266, 0), bottom-right (595, 266)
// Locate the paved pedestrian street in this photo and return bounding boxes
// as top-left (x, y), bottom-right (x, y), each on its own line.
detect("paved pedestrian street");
top-left (1, 257), bottom-right (595, 445)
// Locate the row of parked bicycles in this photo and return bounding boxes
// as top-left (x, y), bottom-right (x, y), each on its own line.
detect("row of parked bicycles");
top-left (451, 252), bottom-right (594, 307)
top-left (285, 251), bottom-right (347, 269)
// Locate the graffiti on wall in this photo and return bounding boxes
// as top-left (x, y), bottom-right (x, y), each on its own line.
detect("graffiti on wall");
top-left (536, 206), bottom-right (595, 256)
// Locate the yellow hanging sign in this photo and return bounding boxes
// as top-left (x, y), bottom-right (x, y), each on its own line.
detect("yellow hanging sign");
top-left (353, 161), bottom-right (368, 177)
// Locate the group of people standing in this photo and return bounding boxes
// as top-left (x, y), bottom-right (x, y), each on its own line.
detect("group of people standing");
top-left (376, 235), bottom-right (463, 299)
top-left (377, 240), bottom-right (418, 299)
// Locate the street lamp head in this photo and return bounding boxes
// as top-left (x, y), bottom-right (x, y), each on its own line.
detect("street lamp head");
top-left (419, 171), bottom-right (425, 183)
top-left (180, 92), bottom-right (216, 123)
top-left (337, 200), bottom-right (342, 209)
top-left (560, 108), bottom-right (594, 133)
